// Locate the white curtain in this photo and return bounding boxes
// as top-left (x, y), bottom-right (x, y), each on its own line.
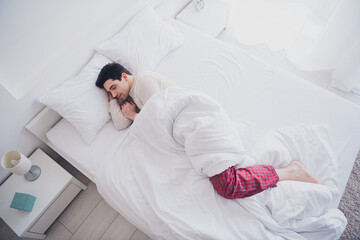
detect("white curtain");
top-left (224, 0), bottom-right (360, 95)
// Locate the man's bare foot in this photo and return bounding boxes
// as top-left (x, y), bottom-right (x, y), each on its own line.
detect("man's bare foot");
top-left (275, 161), bottom-right (319, 184)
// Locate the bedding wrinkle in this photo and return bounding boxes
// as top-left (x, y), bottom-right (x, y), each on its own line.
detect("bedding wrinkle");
top-left (43, 18), bottom-right (360, 239)
top-left (95, 88), bottom-right (346, 239)
top-left (127, 138), bottom-right (218, 239)
top-left (243, 124), bottom-right (346, 238)
top-left (202, 58), bottom-right (239, 93)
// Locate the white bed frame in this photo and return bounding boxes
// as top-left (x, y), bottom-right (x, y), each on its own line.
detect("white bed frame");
top-left (25, 107), bottom-right (95, 182)
top-left (25, 107), bottom-right (61, 146)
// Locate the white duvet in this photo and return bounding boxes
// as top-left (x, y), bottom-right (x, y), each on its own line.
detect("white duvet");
top-left (95, 88), bottom-right (346, 240)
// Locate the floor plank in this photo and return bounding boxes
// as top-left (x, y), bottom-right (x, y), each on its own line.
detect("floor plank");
top-left (99, 214), bottom-right (137, 240)
top-left (10, 234), bottom-right (40, 240)
top-left (58, 181), bottom-right (102, 233)
top-left (45, 220), bottom-right (72, 240)
top-left (129, 229), bottom-right (152, 240)
top-left (0, 218), bottom-right (15, 240)
top-left (69, 199), bottom-right (118, 240)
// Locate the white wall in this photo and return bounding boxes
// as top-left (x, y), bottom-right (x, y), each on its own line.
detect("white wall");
top-left (0, 76), bottom-right (45, 181)
top-left (0, 0), bottom-right (191, 179)
top-left (0, 0), bottom-right (145, 179)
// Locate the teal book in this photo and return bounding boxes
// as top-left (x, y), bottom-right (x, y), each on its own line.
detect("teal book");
top-left (10, 192), bottom-right (36, 212)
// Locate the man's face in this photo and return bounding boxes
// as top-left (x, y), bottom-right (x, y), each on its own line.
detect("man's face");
top-left (103, 73), bottom-right (130, 101)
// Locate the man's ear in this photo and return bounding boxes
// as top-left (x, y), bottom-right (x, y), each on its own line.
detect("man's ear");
top-left (121, 73), bottom-right (128, 80)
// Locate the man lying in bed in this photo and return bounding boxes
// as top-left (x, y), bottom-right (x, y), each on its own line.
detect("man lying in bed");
top-left (95, 62), bottom-right (318, 199)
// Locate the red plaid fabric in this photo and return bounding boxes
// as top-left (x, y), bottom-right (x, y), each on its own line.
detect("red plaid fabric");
top-left (210, 165), bottom-right (279, 199)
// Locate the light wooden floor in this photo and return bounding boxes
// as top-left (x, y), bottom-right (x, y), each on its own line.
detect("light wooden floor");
top-left (2, 28), bottom-right (360, 240)
top-left (0, 181), bottom-right (151, 240)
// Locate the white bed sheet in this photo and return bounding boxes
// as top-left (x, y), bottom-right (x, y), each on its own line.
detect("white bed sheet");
top-left (46, 20), bottom-right (360, 238)
top-left (157, 21), bottom-right (360, 205)
top-left (48, 19), bottom-right (360, 200)
top-left (95, 88), bottom-right (347, 239)
top-left (47, 118), bottom-right (128, 181)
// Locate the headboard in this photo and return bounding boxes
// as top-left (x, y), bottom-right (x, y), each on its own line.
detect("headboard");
top-left (25, 107), bottom-right (62, 145)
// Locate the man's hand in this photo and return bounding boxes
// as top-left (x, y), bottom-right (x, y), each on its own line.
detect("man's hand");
top-left (121, 101), bottom-right (137, 120)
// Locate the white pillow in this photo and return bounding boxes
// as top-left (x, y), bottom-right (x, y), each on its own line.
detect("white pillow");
top-left (95, 6), bottom-right (183, 74)
top-left (37, 53), bottom-right (112, 144)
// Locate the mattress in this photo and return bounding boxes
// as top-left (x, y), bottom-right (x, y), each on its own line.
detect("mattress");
top-left (48, 19), bottom-right (360, 199)
top-left (47, 118), bottom-right (127, 181)
top-left (47, 20), bottom-right (360, 239)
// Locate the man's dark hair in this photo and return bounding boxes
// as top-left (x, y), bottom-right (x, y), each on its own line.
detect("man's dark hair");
top-left (95, 63), bottom-right (132, 89)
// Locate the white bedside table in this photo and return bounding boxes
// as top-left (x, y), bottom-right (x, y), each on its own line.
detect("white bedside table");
top-left (0, 148), bottom-right (87, 239)
top-left (176, 0), bottom-right (230, 37)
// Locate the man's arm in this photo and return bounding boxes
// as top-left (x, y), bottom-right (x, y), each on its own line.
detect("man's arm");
top-left (120, 101), bottom-right (137, 121)
top-left (135, 72), bottom-right (177, 107)
top-left (108, 99), bottom-right (133, 130)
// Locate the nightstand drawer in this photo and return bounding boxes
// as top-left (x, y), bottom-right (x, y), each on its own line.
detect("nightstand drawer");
top-left (29, 182), bottom-right (81, 233)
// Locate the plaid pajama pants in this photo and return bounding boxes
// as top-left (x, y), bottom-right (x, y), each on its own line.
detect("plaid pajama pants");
top-left (209, 165), bottom-right (279, 199)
